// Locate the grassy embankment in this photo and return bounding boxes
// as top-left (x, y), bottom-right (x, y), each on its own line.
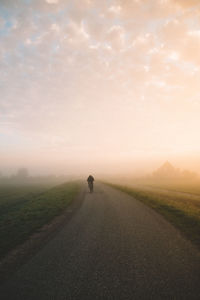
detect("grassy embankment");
top-left (132, 178), bottom-right (200, 195)
top-left (105, 181), bottom-right (200, 249)
top-left (0, 182), bottom-right (81, 259)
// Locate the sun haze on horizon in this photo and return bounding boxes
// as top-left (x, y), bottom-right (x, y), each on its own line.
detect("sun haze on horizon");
top-left (1, 0), bottom-right (200, 175)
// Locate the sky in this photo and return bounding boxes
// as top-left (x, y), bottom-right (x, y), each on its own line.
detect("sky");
top-left (1, 0), bottom-right (200, 175)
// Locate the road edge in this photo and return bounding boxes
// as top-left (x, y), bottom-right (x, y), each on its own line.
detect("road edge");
top-left (0, 184), bottom-right (85, 285)
top-left (103, 181), bottom-right (200, 252)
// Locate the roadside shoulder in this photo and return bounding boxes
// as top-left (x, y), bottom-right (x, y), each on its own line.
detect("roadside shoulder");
top-left (0, 184), bottom-right (85, 284)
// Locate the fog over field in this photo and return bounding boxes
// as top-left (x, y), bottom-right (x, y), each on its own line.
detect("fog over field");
top-left (1, 0), bottom-right (200, 177)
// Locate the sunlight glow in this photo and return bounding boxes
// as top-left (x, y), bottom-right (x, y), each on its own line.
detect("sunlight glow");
top-left (1, 0), bottom-right (200, 175)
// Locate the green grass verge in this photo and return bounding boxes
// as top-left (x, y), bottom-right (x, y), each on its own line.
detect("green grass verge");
top-left (105, 182), bottom-right (200, 249)
top-left (138, 181), bottom-right (200, 196)
top-left (0, 185), bottom-right (50, 216)
top-left (0, 182), bottom-right (81, 259)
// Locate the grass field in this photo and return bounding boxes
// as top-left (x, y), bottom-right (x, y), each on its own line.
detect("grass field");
top-left (105, 181), bottom-right (200, 249)
top-left (0, 185), bottom-right (50, 216)
top-left (0, 182), bottom-right (81, 259)
top-left (132, 178), bottom-right (200, 196)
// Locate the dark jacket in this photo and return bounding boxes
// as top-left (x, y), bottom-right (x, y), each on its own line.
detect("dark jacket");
top-left (87, 175), bottom-right (94, 183)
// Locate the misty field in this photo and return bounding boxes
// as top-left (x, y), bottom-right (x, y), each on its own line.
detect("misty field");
top-left (105, 181), bottom-right (200, 249)
top-left (0, 182), bottom-right (81, 259)
top-left (132, 178), bottom-right (200, 196)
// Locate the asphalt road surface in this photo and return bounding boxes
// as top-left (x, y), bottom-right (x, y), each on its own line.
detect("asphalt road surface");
top-left (1, 183), bottom-right (200, 299)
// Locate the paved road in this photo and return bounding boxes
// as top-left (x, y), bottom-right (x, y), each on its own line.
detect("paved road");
top-left (0, 183), bottom-right (200, 299)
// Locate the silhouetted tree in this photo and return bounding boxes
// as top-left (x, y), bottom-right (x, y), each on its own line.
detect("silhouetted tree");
top-left (152, 161), bottom-right (198, 180)
top-left (152, 161), bottom-right (180, 179)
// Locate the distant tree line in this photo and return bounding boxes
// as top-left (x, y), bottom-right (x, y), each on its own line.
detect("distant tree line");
top-left (0, 168), bottom-right (72, 185)
top-left (152, 161), bottom-right (198, 180)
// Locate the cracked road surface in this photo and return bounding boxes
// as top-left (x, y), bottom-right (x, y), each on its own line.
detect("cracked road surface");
top-left (0, 183), bottom-right (200, 299)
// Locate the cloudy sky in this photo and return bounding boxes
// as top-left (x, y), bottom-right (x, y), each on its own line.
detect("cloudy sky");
top-left (1, 0), bottom-right (200, 175)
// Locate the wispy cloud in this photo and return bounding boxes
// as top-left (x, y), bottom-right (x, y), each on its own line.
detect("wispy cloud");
top-left (1, 0), bottom-right (200, 172)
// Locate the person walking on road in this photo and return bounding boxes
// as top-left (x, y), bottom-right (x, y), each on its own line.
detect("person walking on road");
top-left (87, 175), bottom-right (94, 193)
